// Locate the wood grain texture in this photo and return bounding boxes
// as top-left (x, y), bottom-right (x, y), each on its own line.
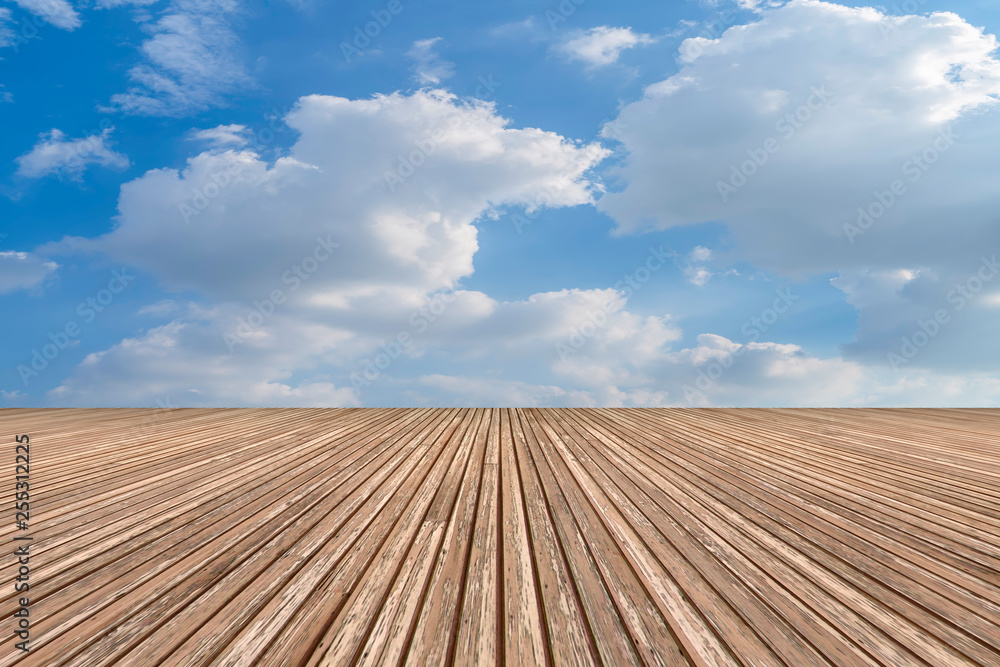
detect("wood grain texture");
top-left (1, 407), bottom-right (998, 666)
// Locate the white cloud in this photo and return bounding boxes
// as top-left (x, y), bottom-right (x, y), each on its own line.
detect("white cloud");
top-left (553, 26), bottom-right (655, 68)
top-left (407, 38), bottom-right (455, 85)
top-left (16, 128), bottom-right (130, 181)
top-left (0, 251), bottom-right (58, 293)
top-left (690, 245), bottom-right (712, 262)
top-left (38, 17), bottom-right (1000, 406)
top-left (600, 1), bottom-right (1000, 254)
top-left (982, 291), bottom-right (1000, 307)
top-left (418, 375), bottom-right (597, 407)
top-left (686, 267), bottom-right (712, 286)
top-left (45, 90), bottom-right (609, 406)
top-left (683, 246), bottom-right (714, 285)
top-left (598, 0), bottom-right (1000, 371)
top-left (47, 320), bottom-right (361, 407)
top-left (396, 288), bottom-right (682, 377)
top-left (0, 9), bottom-right (14, 48)
top-left (95, 0), bottom-right (160, 8)
top-left (399, 327), bottom-right (1000, 407)
top-left (736, 0), bottom-right (781, 11)
top-left (9, 0), bottom-right (80, 30)
top-left (51, 90), bottom-right (607, 302)
top-left (188, 124), bottom-right (249, 147)
top-left (490, 18), bottom-right (539, 40)
top-left (106, 0), bottom-right (253, 116)
top-left (831, 258), bottom-right (1000, 374)
top-left (138, 299), bottom-right (181, 316)
top-left (663, 334), bottom-right (866, 405)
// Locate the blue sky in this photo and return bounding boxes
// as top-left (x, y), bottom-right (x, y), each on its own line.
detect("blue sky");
top-left (2, 0), bottom-right (999, 407)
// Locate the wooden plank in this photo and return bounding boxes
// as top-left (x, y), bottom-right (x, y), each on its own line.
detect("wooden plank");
top-left (0, 408), bottom-right (997, 666)
top-left (452, 408), bottom-right (503, 665)
top-left (404, 408), bottom-right (492, 666)
top-left (499, 406), bottom-right (548, 666)
top-left (509, 408), bottom-right (596, 667)
top-left (204, 409), bottom-right (463, 667)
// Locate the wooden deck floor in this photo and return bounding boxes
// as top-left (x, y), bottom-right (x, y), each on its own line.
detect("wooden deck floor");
top-left (1, 408), bottom-right (998, 666)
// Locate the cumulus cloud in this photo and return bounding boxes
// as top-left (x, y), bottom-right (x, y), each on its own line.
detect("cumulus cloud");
top-left (50, 91), bottom-right (607, 303)
top-left (655, 332), bottom-right (1000, 407)
top-left (662, 334), bottom-right (866, 406)
top-left (831, 259), bottom-right (1000, 374)
top-left (47, 319), bottom-right (361, 407)
top-left (44, 90), bottom-right (609, 405)
top-left (401, 328), bottom-right (1000, 407)
top-left (188, 124), bottom-right (249, 147)
top-left (52, 274), bottom-right (916, 408)
top-left (0, 251), bottom-right (58, 293)
top-left (600, 1), bottom-right (1000, 258)
top-left (37, 2), bottom-right (1000, 406)
top-left (407, 38), bottom-right (455, 85)
top-left (50, 91), bottom-right (607, 302)
top-left (553, 26), bottom-right (655, 68)
top-left (418, 375), bottom-right (597, 407)
top-left (106, 0), bottom-right (254, 116)
top-left (392, 287), bottom-right (683, 379)
top-left (598, 0), bottom-right (1000, 372)
top-left (8, 0), bottom-right (80, 30)
top-left (15, 128), bottom-right (130, 181)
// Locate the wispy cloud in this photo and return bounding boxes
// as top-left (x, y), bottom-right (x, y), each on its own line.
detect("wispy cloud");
top-left (553, 26), bottom-right (655, 68)
top-left (490, 17), bottom-right (539, 40)
top-left (8, 0), bottom-right (80, 30)
top-left (16, 128), bottom-right (130, 181)
top-left (407, 37), bottom-right (455, 85)
top-left (0, 251), bottom-right (58, 293)
top-left (95, 0), bottom-right (161, 8)
top-left (106, 0), bottom-right (253, 116)
top-left (0, 8), bottom-right (14, 47)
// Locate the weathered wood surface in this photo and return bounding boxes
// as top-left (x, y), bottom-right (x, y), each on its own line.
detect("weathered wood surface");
top-left (1, 408), bottom-right (998, 666)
